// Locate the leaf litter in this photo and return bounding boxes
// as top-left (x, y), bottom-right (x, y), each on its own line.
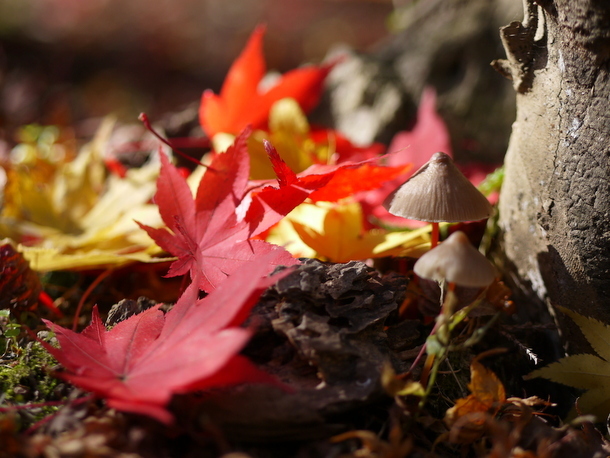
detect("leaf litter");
top-left (1, 24), bottom-right (608, 458)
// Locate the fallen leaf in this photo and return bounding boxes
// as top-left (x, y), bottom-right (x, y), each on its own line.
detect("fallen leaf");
top-left (288, 202), bottom-right (429, 263)
top-left (0, 119), bottom-right (166, 271)
top-left (41, 255), bottom-right (291, 424)
top-left (246, 140), bottom-right (335, 236)
top-left (525, 306), bottom-right (610, 420)
top-left (247, 98), bottom-right (324, 179)
top-left (445, 360), bottom-right (506, 443)
top-left (307, 161), bottom-right (412, 203)
top-left (245, 98), bottom-right (396, 198)
top-left (139, 131), bottom-right (301, 292)
top-left (199, 26), bottom-right (331, 137)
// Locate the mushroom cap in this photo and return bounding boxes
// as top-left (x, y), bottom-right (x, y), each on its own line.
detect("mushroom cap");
top-left (413, 231), bottom-right (496, 287)
top-left (386, 152), bottom-right (493, 222)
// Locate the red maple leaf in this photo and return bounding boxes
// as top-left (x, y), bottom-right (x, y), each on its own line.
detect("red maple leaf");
top-left (243, 149), bottom-right (416, 240)
top-left (140, 130), bottom-right (311, 291)
top-left (386, 87), bottom-right (452, 170)
top-left (199, 25), bottom-right (332, 137)
top-left (245, 141), bottom-right (410, 234)
top-left (42, 256), bottom-right (291, 424)
top-left (245, 140), bottom-right (336, 234)
top-left (307, 161), bottom-right (412, 203)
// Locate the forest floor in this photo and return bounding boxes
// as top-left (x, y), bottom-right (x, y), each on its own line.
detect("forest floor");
top-left (2, 12), bottom-right (610, 457)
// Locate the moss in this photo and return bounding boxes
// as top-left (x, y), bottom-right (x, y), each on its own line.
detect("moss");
top-left (0, 336), bottom-right (64, 427)
top-left (0, 340), bottom-right (59, 403)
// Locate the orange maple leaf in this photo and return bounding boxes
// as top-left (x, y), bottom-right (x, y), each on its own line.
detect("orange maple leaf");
top-left (308, 162), bottom-right (412, 203)
top-left (444, 359), bottom-right (506, 444)
top-left (199, 26), bottom-right (332, 137)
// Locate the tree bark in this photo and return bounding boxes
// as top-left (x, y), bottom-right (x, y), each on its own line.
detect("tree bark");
top-left (496, 0), bottom-right (610, 352)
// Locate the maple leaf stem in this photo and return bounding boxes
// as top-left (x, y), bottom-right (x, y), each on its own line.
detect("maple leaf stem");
top-left (72, 269), bottom-right (114, 331)
top-left (139, 113), bottom-right (216, 172)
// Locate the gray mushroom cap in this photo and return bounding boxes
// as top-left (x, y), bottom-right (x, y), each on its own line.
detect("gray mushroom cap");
top-left (386, 152), bottom-right (493, 223)
top-left (413, 231), bottom-right (496, 287)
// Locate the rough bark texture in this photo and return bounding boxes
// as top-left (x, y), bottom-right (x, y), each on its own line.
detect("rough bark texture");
top-left (497, 0), bottom-right (610, 352)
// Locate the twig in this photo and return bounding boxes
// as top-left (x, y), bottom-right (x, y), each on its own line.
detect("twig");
top-left (72, 269), bottom-right (113, 331)
top-left (139, 112), bottom-right (215, 171)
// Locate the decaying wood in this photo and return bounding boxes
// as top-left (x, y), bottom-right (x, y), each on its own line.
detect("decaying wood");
top-left (496, 0), bottom-right (610, 352)
top-left (195, 259), bottom-right (413, 441)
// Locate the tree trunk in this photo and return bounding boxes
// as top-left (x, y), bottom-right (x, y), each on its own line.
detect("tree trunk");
top-left (496, 0), bottom-right (610, 352)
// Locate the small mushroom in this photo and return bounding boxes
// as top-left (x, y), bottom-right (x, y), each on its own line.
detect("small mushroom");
top-left (408, 231), bottom-right (497, 379)
top-left (413, 231), bottom-right (496, 288)
top-left (385, 152), bottom-right (492, 247)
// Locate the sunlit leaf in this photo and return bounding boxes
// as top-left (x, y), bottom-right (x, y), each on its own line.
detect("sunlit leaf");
top-left (560, 306), bottom-right (610, 363)
top-left (199, 26), bottom-right (331, 137)
top-left (42, 257), bottom-right (290, 424)
top-left (139, 131), bottom-right (299, 292)
top-left (248, 98), bottom-right (323, 180)
top-left (525, 307), bottom-right (610, 420)
top-left (0, 119), bottom-right (166, 271)
top-left (286, 202), bottom-right (429, 263)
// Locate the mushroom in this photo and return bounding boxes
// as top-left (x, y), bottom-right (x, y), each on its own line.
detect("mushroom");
top-left (413, 231), bottom-right (496, 288)
top-left (385, 152), bottom-right (492, 247)
top-left (409, 231), bottom-right (496, 378)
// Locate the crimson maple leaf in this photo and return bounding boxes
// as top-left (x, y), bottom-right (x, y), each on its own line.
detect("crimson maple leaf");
top-left (139, 130), bottom-right (327, 292)
top-left (42, 256), bottom-right (290, 424)
top-left (199, 25), bottom-right (331, 137)
top-left (246, 141), bottom-right (410, 234)
top-left (237, 138), bottom-right (409, 242)
top-left (386, 87), bottom-right (452, 170)
top-left (245, 140), bottom-right (336, 234)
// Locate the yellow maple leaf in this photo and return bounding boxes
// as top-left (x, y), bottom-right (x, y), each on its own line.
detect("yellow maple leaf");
top-left (272, 201), bottom-right (429, 263)
top-left (0, 119), bottom-right (165, 271)
top-left (525, 307), bottom-right (610, 420)
top-left (248, 98), bottom-right (325, 179)
top-left (263, 204), bottom-right (322, 259)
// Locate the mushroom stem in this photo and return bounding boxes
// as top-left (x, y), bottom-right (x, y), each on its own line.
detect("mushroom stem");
top-left (431, 222), bottom-right (440, 248)
top-left (409, 281), bottom-right (457, 385)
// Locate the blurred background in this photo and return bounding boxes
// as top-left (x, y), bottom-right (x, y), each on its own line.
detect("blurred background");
top-left (0, 0), bottom-right (392, 130)
top-left (0, 0), bottom-right (521, 163)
